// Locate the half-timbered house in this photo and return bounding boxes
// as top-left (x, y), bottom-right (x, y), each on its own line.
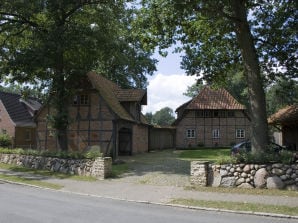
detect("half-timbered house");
top-left (36, 72), bottom-right (149, 157)
top-left (174, 86), bottom-right (251, 148)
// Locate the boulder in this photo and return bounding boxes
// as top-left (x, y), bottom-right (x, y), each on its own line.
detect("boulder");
top-left (220, 177), bottom-right (236, 187)
top-left (237, 183), bottom-right (254, 189)
top-left (235, 178), bottom-right (245, 186)
top-left (243, 165), bottom-right (251, 173)
top-left (266, 176), bottom-right (285, 189)
top-left (286, 185), bottom-right (298, 191)
top-left (254, 168), bottom-right (268, 188)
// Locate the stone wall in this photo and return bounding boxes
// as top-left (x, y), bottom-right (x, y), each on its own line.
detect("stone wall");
top-left (0, 153), bottom-right (112, 179)
top-left (191, 161), bottom-right (298, 190)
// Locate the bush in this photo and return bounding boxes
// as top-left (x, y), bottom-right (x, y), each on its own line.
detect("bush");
top-left (0, 134), bottom-right (12, 147)
top-left (233, 149), bottom-right (296, 164)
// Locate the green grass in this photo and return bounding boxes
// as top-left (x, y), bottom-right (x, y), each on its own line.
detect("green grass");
top-left (178, 147), bottom-right (230, 161)
top-left (0, 174), bottom-right (63, 190)
top-left (170, 198), bottom-right (298, 216)
top-left (110, 163), bottom-right (129, 178)
top-left (186, 185), bottom-right (298, 197)
top-left (0, 163), bottom-right (97, 181)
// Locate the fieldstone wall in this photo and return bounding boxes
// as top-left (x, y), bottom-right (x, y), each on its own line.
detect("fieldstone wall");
top-left (0, 153), bottom-right (112, 179)
top-left (191, 161), bottom-right (298, 190)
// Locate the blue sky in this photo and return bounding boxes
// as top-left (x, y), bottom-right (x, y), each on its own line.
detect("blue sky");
top-left (143, 51), bottom-right (197, 114)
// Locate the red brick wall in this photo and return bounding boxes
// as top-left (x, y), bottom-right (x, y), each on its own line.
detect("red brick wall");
top-left (36, 91), bottom-right (114, 152)
top-left (176, 110), bottom-right (251, 148)
top-left (0, 101), bottom-right (15, 137)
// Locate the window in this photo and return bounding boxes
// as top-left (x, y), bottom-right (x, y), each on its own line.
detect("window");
top-left (25, 129), bottom-right (31, 141)
top-left (227, 111), bottom-right (235, 117)
top-left (2, 129), bottom-right (6, 134)
top-left (212, 129), bottom-right (220, 138)
top-left (236, 129), bottom-right (245, 138)
top-left (186, 129), bottom-right (195, 138)
top-left (73, 94), bottom-right (89, 105)
top-left (204, 110), bottom-right (212, 117)
top-left (196, 110), bottom-right (204, 117)
top-left (219, 110), bottom-right (226, 117)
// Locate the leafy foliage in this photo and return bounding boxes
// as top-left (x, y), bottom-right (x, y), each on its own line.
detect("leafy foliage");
top-left (0, 1), bottom-right (156, 150)
top-left (145, 107), bottom-right (175, 126)
top-left (136, 0), bottom-right (298, 152)
top-left (0, 134), bottom-right (12, 147)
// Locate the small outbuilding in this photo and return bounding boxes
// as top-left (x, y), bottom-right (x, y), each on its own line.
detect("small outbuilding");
top-left (268, 105), bottom-right (298, 150)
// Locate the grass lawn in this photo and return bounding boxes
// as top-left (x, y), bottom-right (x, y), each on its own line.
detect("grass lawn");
top-left (178, 147), bottom-right (230, 162)
top-left (0, 174), bottom-right (63, 190)
top-left (170, 198), bottom-right (298, 216)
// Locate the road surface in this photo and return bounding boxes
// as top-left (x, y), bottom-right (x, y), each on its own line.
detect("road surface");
top-left (0, 182), bottom-right (295, 223)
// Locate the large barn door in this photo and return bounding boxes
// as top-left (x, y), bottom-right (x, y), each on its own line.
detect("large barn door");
top-left (118, 128), bottom-right (132, 155)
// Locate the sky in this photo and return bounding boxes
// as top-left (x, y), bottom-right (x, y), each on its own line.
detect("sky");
top-left (142, 51), bottom-right (197, 115)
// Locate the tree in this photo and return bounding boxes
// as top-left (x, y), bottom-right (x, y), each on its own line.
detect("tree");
top-left (183, 81), bottom-right (203, 98)
top-left (266, 78), bottom-right (298, 116)
top-left (136, 0), bottom-right (297, 153)
top-left (146, 107), bottom-right (175, 126)
top-left (0, 1), bottom-right (156, 151)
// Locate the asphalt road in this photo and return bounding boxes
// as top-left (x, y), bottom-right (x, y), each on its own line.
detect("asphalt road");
top-left (0, 183), bottom-right (295, 223)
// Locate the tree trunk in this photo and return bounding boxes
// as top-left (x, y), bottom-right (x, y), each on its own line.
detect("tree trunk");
top-left (53, 71), bottom-right (69, 152)
top-left (231, 0), bottom-right (269, 153)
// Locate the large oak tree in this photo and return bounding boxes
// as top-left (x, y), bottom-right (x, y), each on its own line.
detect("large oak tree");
top-left (136, 0), bottom-right (297, 153)
top-left (0, 0), bottom-right (156, 151)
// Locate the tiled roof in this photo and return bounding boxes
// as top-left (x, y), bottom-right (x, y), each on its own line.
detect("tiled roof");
top-left (0, 91), bottom-right (41, 127)
top-left (117, 89), bottom-right (147, 104)
top-left (268, 105), bottom-right (298, 125)
top-left (181, 86), bottom-right (245, 110)
top-left (87, 72), bottom-right (147, 122)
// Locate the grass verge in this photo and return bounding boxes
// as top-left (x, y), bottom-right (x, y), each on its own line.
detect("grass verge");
top-left (178, 148), bottom-right (230, 161)
top-left (170, 198), bottom-right (298, 216)
top-left (186, 185), bottom-right (298, 197)
top-left (110, 163), bottom-right (129, 178)
top-left (0, 174), bottom-right (63, 190)
top-left (0, 163), bottom-right (97, 182)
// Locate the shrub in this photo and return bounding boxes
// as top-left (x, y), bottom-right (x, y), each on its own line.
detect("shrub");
top-left (233, 149), bottom-right (296, 164)
top-left (0, 134), bottom-right (12, 147)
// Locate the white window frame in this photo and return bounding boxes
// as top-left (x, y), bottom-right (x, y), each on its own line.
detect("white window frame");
top-left (186, 129), bottom-right (195, 138)
top-left (212, 129), bottom-right (220, 139)
top-left (236, 129), bottom-right (245, 139)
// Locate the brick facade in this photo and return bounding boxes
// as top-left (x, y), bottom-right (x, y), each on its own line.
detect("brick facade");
top-left (36, 73), bottom-right (149, 157)
top-left (175, 110), bottom-right (251, 148)
top-left (174, 87), bottom-right (251, 148)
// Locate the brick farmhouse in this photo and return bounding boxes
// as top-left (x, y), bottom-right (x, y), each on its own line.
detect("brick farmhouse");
top-left (1, 73), bottom-right (256, 153)
top-left (0, 91), bottom-right (41, 148)
top-left (36, 72), bottom-right (149, 156)
top-left (174, 87), bottom-right (251, 148)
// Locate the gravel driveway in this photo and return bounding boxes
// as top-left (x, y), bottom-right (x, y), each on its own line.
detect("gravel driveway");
top-left (113, 149), bottom-right (191, 187)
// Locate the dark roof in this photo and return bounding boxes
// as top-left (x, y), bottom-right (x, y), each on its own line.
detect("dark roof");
top-left (0, 91), bottom-right (41, 127)
top-left (268, 105), bottom-right (298, 125)
top-left (87, 72), bottom-right (147, 123)
top-left (176, 86), bottom-right (245, 112)
top-left (117, 89), bottom-right (147, 104)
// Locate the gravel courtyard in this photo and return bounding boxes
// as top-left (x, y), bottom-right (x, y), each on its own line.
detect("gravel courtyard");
top-left (113, 149), bottom-right (191, 187)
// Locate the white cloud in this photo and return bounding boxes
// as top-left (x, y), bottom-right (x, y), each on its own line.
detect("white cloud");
top-left (142, 73), bottom-right (197, 114)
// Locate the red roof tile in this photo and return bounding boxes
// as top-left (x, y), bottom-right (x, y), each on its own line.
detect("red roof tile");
top-left (268, 105), bottom-right (298, 125)
top-left (183, 86), bottom-right (245, 110)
